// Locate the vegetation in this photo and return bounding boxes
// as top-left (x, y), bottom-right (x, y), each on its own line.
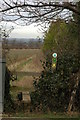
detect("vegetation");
top-left (2, 1), bottom-right (80, 116)
top-left (5, 49), bottom-right (43, 112)
top-left (31, 53), bottom-right (79, 112)
top-left (4, 38), bottom-right (43, 49)
top-left (30, 19), bottom-right (80, 113)
top-left (4, 18), bottom-right (80, 114)
top-left (4, 16), bottom-right (80, 116)
top-left (4, 67), bottom-right (15, 113)
top-left (43, 19), bottom-right (78, 55)
top-left (7, 49), bottom-right (43, 66)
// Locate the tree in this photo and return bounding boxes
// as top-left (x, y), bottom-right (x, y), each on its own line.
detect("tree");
top-left (0, 1), bottom-right (80, 25)
top-left (43, 19), bottom-right (78, 56)
top-left (1, 24), bottom-right (14, 57)
top-left (1, 1), bottom-right (80, 68)
top-left (0, 1), bottom-right (80, 59)
top-left (31, 52), bottom-right (79, 112)
top-left (42, 19), bottom-right (80, 112)
top-left (30, 19), bottom-right (79, 112)
top-left (67, 2), bottom-right (80, 113)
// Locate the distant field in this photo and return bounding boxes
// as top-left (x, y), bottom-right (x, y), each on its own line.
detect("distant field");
top-left (6, 49), bottom-right (44, 100)
top-left (7, 48), bottom-right (44, 73)
top-left (7, 49), bottom-right (43, 65)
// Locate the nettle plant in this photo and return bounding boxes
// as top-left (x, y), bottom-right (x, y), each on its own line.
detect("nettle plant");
top-left (30, 52), bottom-right (79, 112)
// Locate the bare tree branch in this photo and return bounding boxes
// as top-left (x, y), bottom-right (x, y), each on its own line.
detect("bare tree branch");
top-left (0, 0), bottom-right (80, 25)
top-left (1, 2), bottom-right (79, 14)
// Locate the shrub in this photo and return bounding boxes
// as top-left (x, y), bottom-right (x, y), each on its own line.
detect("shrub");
top-left (30, 53), bottom-right (79, 112)
top-left (4, 67), bottom-right (15, 113)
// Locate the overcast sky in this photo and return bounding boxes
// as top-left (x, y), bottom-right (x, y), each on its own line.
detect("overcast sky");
top-left (0, 21), bottom-right (44, 38)
top-left (0, 0), bottom-right (74, 39)
top-left (10, 24), bottom-right (44, 38)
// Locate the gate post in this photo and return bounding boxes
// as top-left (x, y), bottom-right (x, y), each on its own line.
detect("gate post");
top-left (0, 58), bottom-right (6, 114)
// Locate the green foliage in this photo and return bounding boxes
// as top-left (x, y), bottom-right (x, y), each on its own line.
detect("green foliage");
top-left (76, 2), bottom-right (80, 67)
top-left (30, 19), bottom-right (80, 112)
top-left (30, 52), bottom-right (79, 112)
top-left (4, 67), bottom-right (15, 113)
top-left (43, 19), bottom-right (78, 56)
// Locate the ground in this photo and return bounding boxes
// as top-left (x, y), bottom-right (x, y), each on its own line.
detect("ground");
top-left (6, 49), bottom-right (44, 100)
top-left (2, 112), bottom-right (80, 119)
top-left (5, 48), bottom-right (80, 118)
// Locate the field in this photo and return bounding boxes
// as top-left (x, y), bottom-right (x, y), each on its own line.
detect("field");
top-left (5, 49), bottom-right (80, 118)
top-left (6, 49), bottom-right (44, 100)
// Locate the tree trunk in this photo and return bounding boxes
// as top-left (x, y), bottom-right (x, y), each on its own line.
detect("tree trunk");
top-left (68, 71), bottom-right (80, 113)
top-left (68, 2), bottom-right (80, 113)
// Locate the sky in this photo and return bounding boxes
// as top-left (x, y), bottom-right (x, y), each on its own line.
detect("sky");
top-left (0, 21), bottom-right (45, 39)
top-left (0, 0), bottom-right (74, 39)
top-left (10, 24), bottom-right (44, 38)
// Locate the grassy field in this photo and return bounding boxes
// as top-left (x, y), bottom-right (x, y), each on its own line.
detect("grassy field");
top-left (6, 49), bottom-right (44, 100)
top-left (7, 49), bottom-right (44, 71)
top-left (7, 49), bottom-right (43, 65)
top-left (5, 49), bottom-right (80, 118)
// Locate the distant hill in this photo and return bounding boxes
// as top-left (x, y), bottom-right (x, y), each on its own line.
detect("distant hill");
top-left (7, 38), bottom-right (43, 43)
top-left (3, 38), bottom-right (43, 49)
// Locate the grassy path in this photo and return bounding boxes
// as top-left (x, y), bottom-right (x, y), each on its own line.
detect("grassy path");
top-left (8, 55), bottom-right (34, 71)
top-left (8, 49), bottom-right (44, 102)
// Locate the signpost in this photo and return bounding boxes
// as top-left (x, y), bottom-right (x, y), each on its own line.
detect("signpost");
top-left (0, 59), bottom-right (6, 114)
top-left (0, 28), bottom-right (6, 116)
top-left (52, 53), bottom-right (57, 69)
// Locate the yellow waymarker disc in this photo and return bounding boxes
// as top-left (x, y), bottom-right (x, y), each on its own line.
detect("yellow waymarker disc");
top-left (52, 63), bottom-right (56, 67)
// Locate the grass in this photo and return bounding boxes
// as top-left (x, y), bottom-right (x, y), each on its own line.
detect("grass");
top-left (10, 86), bottom-right (23, 100)
top-left (4, 49), bottom-right (80, 118)
top-left (16, 75), bottom-right (24, 81)
top-left (7, 49), bottom-right (43, 65)
top-left (16, 58), bottom-right (32, 71)
top-left (7, 48), bottom-right (43, 101)
top-left (7, 48), bottom-right (43, 73)
top-left (7, 49), bottom-right (43, 102)
top-left (10, 85), bottom-right (33, 100)
top-left (3, 112), bottom-right (80, 119)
